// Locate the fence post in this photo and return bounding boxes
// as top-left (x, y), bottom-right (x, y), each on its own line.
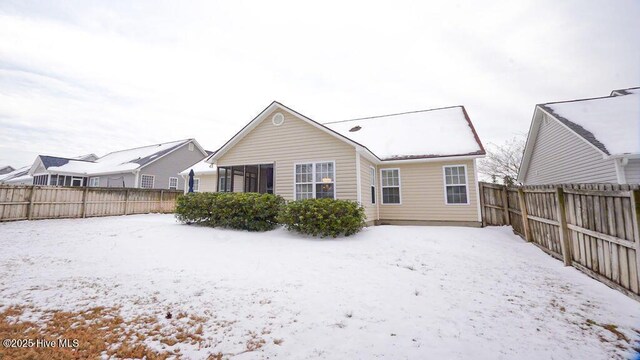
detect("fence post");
top-left (630, 189), bottom-right (640, 288)
top-left (160, 189), bottom-right (164, 213)
top-left (479, 182), bottom-right (486, 227)
top-left (124, 189), bottom-right (130, 215)
top-left (502, 186), bottom-right (510, 226)
top-left (555, 187), bottom-right (571, 266)
top-left (27, 185), bottom-right (36, 220)
top-left (518, 188), bottom-right (531, 242)
top-left (82, 187), bottom-right (89, 218)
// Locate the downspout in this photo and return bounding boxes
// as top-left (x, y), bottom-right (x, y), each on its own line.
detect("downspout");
top-left (614, 157), bottom-right (628, 184)
top-left (133, 169), bottom-right (140, 188)
top-left (355, 151), bottom-right (362, 204)
top-left (473, 159), bottom-right (482, 223)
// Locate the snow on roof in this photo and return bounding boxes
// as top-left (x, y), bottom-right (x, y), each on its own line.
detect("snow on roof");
top-left (48, 139), bottom-right (190, 175)
top-left (0, 166), bottom-right (31, 182)
top-left (542, 93), bottom-right (640, 156)
top-left (180, 160), bottom-right (217, 175)
top-left (323, 106), bottom-right (484, 160)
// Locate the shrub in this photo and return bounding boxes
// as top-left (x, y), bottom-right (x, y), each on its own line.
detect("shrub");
top-left (175, 192), bottom-right (285, 231)
top-left (175, 192), bottom-right (216, 224)
top-left (278, 198), bottom-right (365, 238)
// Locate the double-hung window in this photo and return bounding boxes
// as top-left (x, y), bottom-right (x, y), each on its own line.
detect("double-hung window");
top-left (169, 177), bottom-right (178, 190)
top-left (380, 169), bottom-right (400, 204)
top-left (89, 177), bottom-right (100, 187)
top-left (444, 165), bottom-right (468, 204)
top-left (193, 178), bottom-right (200, 192)
top-left (295, 162), bottom-right (335, 200)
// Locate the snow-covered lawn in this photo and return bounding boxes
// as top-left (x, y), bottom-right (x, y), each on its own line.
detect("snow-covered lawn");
top-left (1, 214), bottom-right (639, 359)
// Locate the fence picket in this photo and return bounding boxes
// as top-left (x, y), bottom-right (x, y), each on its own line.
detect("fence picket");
top-left (0, 185), bottom-right (181, 222)
top-left (480, 182), bottom-right (640, 301)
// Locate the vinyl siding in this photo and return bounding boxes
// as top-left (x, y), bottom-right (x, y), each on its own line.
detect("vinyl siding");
top-left (182, 174), bottom-right (217, 193)
top-left (360, 155), bottom-right (378, 222)
top-left (139, 142), bottom-right (206, 189)
top-left (625, 159), bottom-right (640, 184)
top-left (523, 114), bottom-right (617, 184)
top-left (93, 173), bottom-right (136, 188)
top-left (378, 160), bottom-right (479, 222)
top-left (217, 108), bottom-right (358, 201)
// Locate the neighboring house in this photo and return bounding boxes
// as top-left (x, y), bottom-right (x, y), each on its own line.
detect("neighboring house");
top-left (0, 166), bottom-right (32, 185)
top-left (518, 88), bottom-right (640, 185)
top-left (27, 139), bottom-right (208, 189)
top-left (206, 101), bottom-right (486, 226)
top-left (179, 157), bottom-right (217, 193)
top-left (0, 165), bottom-right (15, 175)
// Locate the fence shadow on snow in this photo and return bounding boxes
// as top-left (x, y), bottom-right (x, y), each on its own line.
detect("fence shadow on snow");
top-left (480, 182), bottom-right (640, 302)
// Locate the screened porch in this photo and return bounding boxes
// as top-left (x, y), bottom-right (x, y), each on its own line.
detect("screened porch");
top-left (216, 164), bottom-right (274, 193)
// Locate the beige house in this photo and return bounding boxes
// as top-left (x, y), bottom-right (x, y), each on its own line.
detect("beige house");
top-left (207, 101), bottom-right (486, 226)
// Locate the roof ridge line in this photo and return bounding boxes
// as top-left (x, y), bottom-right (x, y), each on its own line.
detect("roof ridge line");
top-left (323, 105), bottom-right (463, 124)
top-left (537, 94), bottom-right (627, 107)
top-left (100, 138), bottom-right (192, 157)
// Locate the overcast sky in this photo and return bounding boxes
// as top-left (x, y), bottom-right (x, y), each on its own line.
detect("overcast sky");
top-left (1, 0), bottom-right (639, 168)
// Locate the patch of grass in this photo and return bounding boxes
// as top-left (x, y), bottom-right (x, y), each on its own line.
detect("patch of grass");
top-left (0, 305), bottom-right (217, 360)
top-left (601, 324), bottom-right (630, 343)
top-left (0, 305), bottom-right (169, 360)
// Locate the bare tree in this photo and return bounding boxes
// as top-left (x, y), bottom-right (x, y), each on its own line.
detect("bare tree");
top-left (478, 136), bottom-right (526, 185)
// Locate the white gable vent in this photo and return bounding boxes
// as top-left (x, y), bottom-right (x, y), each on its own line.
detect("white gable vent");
top-left (272, 113), bottom-right (285, 126)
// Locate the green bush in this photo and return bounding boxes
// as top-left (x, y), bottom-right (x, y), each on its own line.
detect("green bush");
top-left (175, 192), bottom-right (285, 231)
top-left (278, 198), bottom-right (365, 238)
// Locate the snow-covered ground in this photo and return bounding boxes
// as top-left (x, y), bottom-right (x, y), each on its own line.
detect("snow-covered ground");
top-left (1, 214), bottom-right (639, 359)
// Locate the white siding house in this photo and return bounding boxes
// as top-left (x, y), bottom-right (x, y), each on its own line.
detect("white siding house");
top-left (518, 88), bottom-right (640, 185)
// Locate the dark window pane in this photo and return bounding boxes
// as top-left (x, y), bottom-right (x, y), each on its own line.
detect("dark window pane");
top-left (382, 187), bottom-right (400, 204)
top-left (446, 185), bottom-right (467, 204)
top-left (316, 183), bottom-right (334, 199)
top-left (371, 186), bottom-right (376, 204)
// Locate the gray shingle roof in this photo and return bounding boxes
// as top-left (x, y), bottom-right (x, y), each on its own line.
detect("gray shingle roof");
top-left (40, 155), bottom-right (93, 169)
top-left (538, 103), bottom-right (610, 155)
top-left (130, 141), bottom-right (187, 167)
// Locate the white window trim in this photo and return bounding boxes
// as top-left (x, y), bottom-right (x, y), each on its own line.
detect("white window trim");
top-left (293, 161), bottom-right (337, 200)
top-left (443, 164), bottom-right (470, 205)
top-left (140, 174), bottom-right (155, 189)
top-left (380, 168), bottom-right (402, 205)
top-left (89, 177), bottom-right (100, 187)
top-left (370, 166), bottom-right (376, 204)
top-left (193, 178), bottom-right (200, 192)
top-left (169, 177), bottom-right (178, 190)
top-left (71, 177), bottom-right (84, 187)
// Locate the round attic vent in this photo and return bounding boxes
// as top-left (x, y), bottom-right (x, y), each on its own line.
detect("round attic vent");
top-left (272, 113), bottom-right (285, 126)
top-left (349, 125), bottom-right (362, 132)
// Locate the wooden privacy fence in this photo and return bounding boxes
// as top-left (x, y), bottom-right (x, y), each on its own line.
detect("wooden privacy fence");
top-left (0, 185), bottom-right (182, 222)
top-left (479, 182), bottom-right (640, 301)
